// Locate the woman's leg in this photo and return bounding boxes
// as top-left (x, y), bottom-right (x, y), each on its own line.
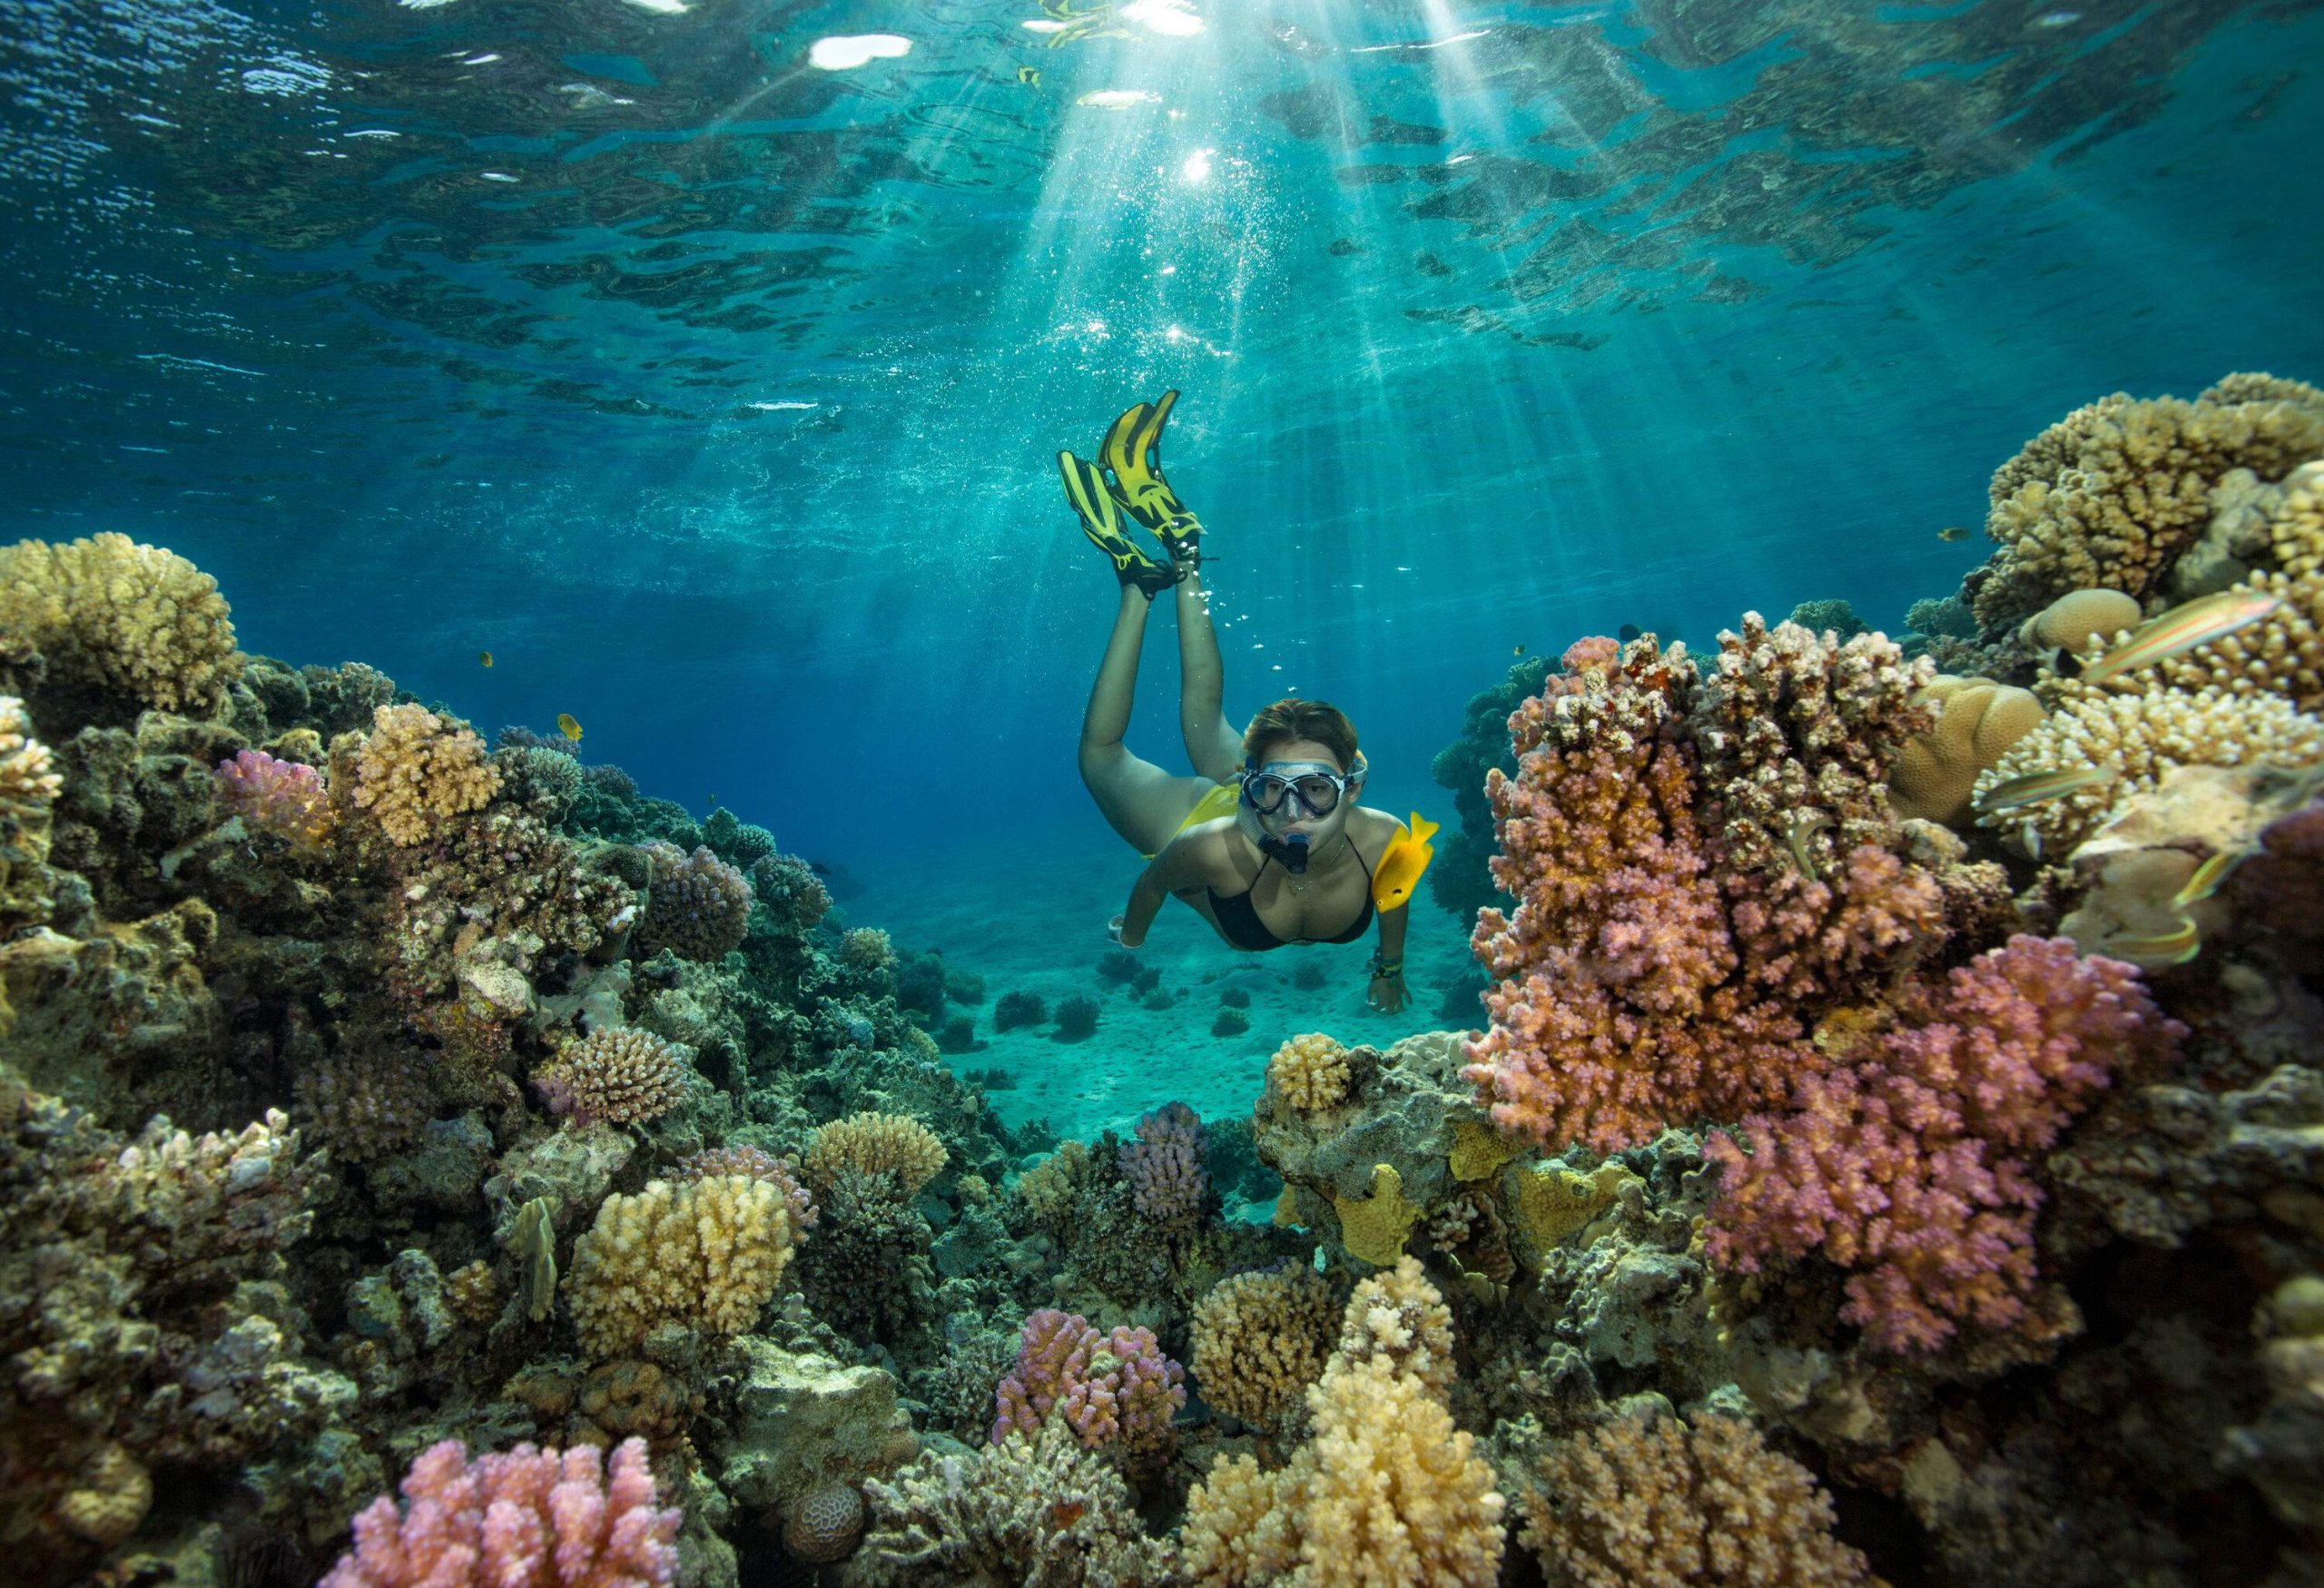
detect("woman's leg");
top-left (1173, 568), bottom-right (1245, 782)
top-left (1081, 586), bottom-right (1213, 854)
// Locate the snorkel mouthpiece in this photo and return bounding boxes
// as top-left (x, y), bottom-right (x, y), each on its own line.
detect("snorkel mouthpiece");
top-left (1275, 831), bottom-right (1311, 874)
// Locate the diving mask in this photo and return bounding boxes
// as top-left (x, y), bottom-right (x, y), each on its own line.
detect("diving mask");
top-left (1237, 755), bottom-right (1365, 820)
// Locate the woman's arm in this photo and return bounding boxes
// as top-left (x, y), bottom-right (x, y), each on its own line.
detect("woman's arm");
top-left (1112, 839), bottom-right (1204, 948)
top-left (1368, 902), bottom-right (1410, 1013)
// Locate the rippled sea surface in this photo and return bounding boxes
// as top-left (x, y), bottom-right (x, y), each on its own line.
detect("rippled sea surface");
top-left (5, 0), bottom-right (2321, 851)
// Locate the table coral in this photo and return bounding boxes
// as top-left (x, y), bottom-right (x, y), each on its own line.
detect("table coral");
top-left (0, 532), bottom-right (243, 715)
top-left (319, 1435), bottom-right (682, 1588)
top-left (350, 703), bottom-right (502, 846)
top-left (1191, 1266), bottom-right (1336, 1430)
top-left (1516, 1411), bottom-right (1869, 1587)
top-left (990, 1307), bottom-right (1186, 1474)
top-left (1706, 935), bottom-right (2183, 1352)
top-left (1972, 375), bottom-right (2324, 632)
top-left (566, 1174), bottom-right (796, 1356)
top-left (533, 1027), bottom-right (690, 1128)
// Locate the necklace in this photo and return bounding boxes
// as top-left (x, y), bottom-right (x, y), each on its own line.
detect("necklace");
top-left (1283, 834), bottom-right (1348, 894)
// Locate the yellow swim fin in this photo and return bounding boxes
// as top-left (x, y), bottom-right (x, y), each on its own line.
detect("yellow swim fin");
top-left (1371, 813), bottom-right (1439, 912)
top-left (1059, 450), bottom-right (1177, 598)
top-left (1101, 390), bottom-right (1204, 565)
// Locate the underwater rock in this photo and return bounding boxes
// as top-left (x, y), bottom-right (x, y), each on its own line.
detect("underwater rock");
top-left (713, 1336), bottom-right (916, 1514)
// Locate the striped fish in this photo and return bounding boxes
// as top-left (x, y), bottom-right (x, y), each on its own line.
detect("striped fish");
top-left (2080, 588), bottom-right (2284, 686)
top-left (2104, 915), bottom-right (2201, 970)
top-left (1974, 764), bottom-right (2116, 814)
top-left (2171, 846), bottom-right (2256, 909)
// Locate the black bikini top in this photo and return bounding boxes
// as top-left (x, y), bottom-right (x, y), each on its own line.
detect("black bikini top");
top-left (1206, 843), bottom-right (1375, 952)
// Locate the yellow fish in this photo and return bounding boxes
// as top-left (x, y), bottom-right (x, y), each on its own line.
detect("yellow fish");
top-left (1512, 644), bottom-right (1525, 656)
top-left (2104, 915), bottom-right (2201, 970)
top-left (1937, 526), bottom-right (1970, 542)
top-left (478, 650), bottom-right (493, 668)
top-left (556, 713), bottom-right (582, 743)
top-left (1018, 65), bottom-right (1040, 86)
top-left (2080, 588), bottom-right (2284, 687)
top-left (1974, 764), bottom-right (2116, 814)
top-left (2171, 846), bottom-right (2254, 909)
top-left (1371, 813), bottom-right (1439, 912)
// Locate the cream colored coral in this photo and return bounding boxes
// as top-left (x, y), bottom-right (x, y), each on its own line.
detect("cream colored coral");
top-left (802, 1110), bottom-right (947, 1196)
top-left (1890, 676), bottom-right (2045, 827)
top-left (566, 1174), bottom-right (794, 1356)
top-left (1015, 1139), bottom-right (1089, 1227)
top-left (1192, 1267), bottom-right (1337, 1428)
top-left (1517, 1412), bottom-right (1869, 1587)
top-left (0, 696), bottom-right (61, 813)
top-left (1267, 1033), bottom-right (1351, 1112)
top-left (1974, 379), bottom-right (2324, 629)
top-left (1182, 1261), bottom-right (1502, 1588)
top-left (2271, 459), bottom-right (2324, 577)
top-left (350, 702), bottom-right (501, 845)
top-left (1977, 680), bottom-right (2324, 853)
top-left (1334, 1255), bottom-right (1456, 1398)
top-left (0, 533), bottom-right (242, 713)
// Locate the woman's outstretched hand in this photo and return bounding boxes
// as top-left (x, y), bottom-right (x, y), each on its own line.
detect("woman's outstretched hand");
top-left (1367, 972), bottom-right (1407, 1014)
top-left (1108, 914), bottom-right (1142, 948)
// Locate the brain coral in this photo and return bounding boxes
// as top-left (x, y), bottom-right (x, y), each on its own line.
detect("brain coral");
top-left (1517, 1412), bottom-right (1869, 1587)
top-left (1190, 1266), bottom-right (1336, 1430)
top-left (1890, 676), bottom-right (2045, 827)
top-left (533, 1028), bottom-right (691, 1127)
top-left (566, 1175), bottom-right (796, 1356)
top-left (637, 841), bottom-right (753, 962)
top-left (1975, 679), bottom-right (2324, 853)
top-left (0, 533), bottom-right (242, 714)
top-left (1973, 375), bottom-right (2324, 631)
top-left (803, 1110), bottom-right (948, 1198)
top-left (351, 703), bottom-right (503, 846)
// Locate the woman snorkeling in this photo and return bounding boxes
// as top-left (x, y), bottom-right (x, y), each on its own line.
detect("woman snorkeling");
top-left (1061, 391), bottom-right (1413, 1015)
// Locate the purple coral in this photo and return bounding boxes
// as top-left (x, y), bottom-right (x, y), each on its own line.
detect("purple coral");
top-left (638, 841), bottom-right (753, 962)
top-left (991, 1308), bottom-right (1185, 1473)
top-left (1119, 1101), bottom-right (1206, 1222)
top-left (213, 749), bottom-right (334, 851)
top-left (1706, 935), bottom-right (2185, 1352)
top-left (320, 1435), bottom-right (681, 1588)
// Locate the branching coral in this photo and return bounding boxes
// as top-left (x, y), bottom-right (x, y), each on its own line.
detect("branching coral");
top-left (295, 1047), bottom-right (436, 1161)
top-left (1, 695), bottom-right (61, 930)
top-left (1517, 1412), bottom-right (1869, 1587)
top-left (1972, 375), bottom-right (2324, 631)
top-left (1974, 679), bottom-right (2324, 854)
top-left (1706, 935), bottom-right (2183, 1351)
top-left (854, 1418), bottom-right (1177, 1587)
top-left (390, 808), bottom-right (635, 982)
top-left (990, 1308), bottom-right (1186, 1473)
top-left (803, 1110), bottom-right (948, 1198)
top-left (1119, 1100), bottom-right (1206, 1222)
top-left (0, 1088), bottom-right (347, 1579)
top-left (1181, 1260), bottom-right (1502, 1588)
top-left (1268, 1033), bottom-right (1352, 1112)
top-left (675, 1144), bottom-right (818, 1229)
top-left (320, 1436), bottom-right (682, 1588)
top-left (566, 1175), bottom-right (796, 1356)
top-left (0, 533), bottom-right (242, 714)
top-left (1191, 1267), bottom-right (1336, 1431)
top-left (351, 703), bottom-right (503, 846)
top-left (213, 748), bottom-right (334, 852)
top-left (636, 841), bottom-right (752, 962)
top-left (533, 1028), bottom-right (691, 1128)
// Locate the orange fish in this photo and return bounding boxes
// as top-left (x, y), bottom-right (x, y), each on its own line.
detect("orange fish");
top-left (1937, 526), bottom-right (1970, 542)
top-left (478, 650), bottom-right (493, 667)
top-left (1512, 644), bottom-right (1525, 656)
top-left (2080, 588), bottom-right (2283, 686)
top-left (556, 713), bottom-right (582, 743)
top-left (1370, 813), bottom-right (1439, 912)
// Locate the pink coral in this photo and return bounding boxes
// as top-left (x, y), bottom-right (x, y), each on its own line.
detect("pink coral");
top-left (213, 749), bottom-right (334, 851)
top-left (992, 1308), bottom-right (1186, 1473)
top-left (1119, 1101), bottom-right (1206, 1222)
top-left (320, 1435), bottom-right (681, 1588)
top-left (1706, 935), bottom-right (2184, 1352)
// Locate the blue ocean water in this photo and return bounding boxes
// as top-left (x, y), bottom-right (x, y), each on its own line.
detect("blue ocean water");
top-left (5, 0), bottom-right (2322, 1139)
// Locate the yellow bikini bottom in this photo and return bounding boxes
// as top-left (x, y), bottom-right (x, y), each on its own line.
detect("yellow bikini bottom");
top-left (1140, 780), bottom-right (1241, 860)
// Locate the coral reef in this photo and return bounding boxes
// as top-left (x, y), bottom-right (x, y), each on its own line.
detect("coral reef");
top-left (0, 532), bottom-right (242, 716)
top-left (990, 1308), bottom-right (1186, 1474)
top-left (566, 1175), bottom-right (798, 1356)
top-left (1190, 1266), bottom-right (1336, 1432)
top-left (1266, 1032), bottom-right (1351, 1113)
top-left (350, 703), bottom-right (502, 846)
top-left (320, 1436), bottom-right (682, 1588)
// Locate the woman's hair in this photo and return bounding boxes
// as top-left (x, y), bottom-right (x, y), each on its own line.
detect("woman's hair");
top-left (1243, 698), bottom-right (1359, 771)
